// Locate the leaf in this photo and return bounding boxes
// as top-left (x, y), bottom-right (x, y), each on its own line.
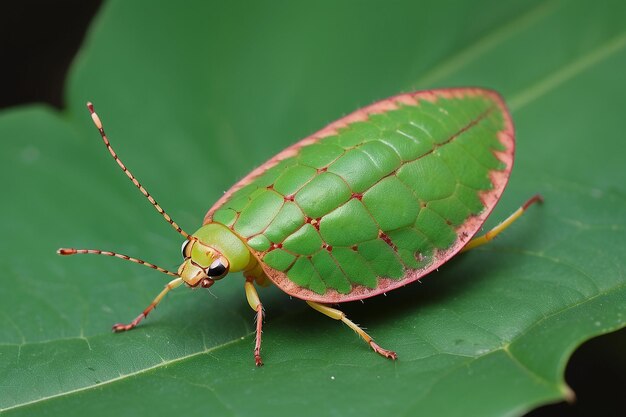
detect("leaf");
top-left (1, 0), bottom-right (625, 416)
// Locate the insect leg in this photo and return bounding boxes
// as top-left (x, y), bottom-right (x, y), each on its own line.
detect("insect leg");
top-left (461, 194), bottom-right (543, 253)
top-left (244, 279), bottom-right (264, 366)
top-left (306, 301), bottom-right (397, 360)
top-left (112, 277), bottom-right (183, 332)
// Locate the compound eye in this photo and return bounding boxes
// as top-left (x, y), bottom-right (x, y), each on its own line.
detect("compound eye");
top-left (181, 239), bottom-right (192, 259)
top-left (206, 258), bottom-right (229, 279)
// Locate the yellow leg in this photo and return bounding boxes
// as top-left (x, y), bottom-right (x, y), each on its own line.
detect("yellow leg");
top-left (306, 301), bottom-right (397, 360)
top-left (461, 194), bottom-right (543, 253)
top-left (245, 279), bottom-right (264, 366)
top-left (112, 277), bottom-right (183, 332)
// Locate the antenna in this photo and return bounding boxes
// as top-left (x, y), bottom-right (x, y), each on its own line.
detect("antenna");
top-left (87, 102), bottom-right (189, 239)
top-left (57, 248), bottom-right (179, 277)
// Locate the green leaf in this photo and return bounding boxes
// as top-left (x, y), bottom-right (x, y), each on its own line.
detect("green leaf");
top-left (1, 0), bottom-right (624, 415)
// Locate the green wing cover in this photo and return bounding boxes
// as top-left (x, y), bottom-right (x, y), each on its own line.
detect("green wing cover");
top-left (206, 89), bottom-right (514, 302)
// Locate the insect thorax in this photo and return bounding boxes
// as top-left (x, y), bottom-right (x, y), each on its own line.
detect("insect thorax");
top-left (191, 223), bottom-right (252, 273)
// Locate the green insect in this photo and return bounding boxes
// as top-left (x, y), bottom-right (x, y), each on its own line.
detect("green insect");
top-left (59, 88), bottom-right (542, 366)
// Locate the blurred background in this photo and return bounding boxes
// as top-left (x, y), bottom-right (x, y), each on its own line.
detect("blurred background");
top-left (0, 1), bottom-right (624, 416)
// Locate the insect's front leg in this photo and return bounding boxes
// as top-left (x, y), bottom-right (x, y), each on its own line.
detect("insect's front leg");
top-left (113, 277), bottom-right (183, 332)
top-left (244, 278), bottom-right (264, 366)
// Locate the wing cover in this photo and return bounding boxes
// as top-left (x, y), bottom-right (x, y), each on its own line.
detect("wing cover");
top-left (205, 89), bottom-right (514, 302)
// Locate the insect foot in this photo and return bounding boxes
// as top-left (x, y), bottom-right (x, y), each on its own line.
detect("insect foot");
top-left (370, 341), bottom-right (398, 360)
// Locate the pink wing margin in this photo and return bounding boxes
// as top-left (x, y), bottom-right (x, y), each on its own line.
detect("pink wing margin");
top-left (205, 88), bottom-right (515, 303)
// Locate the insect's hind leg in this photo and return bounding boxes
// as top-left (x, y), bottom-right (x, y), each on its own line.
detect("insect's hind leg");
top-left (112, 277), bottom-right (183, 332)
top-left (306, 301), bottom-right (397, 360)
top-left (461, 194), bottom-right (543, 253)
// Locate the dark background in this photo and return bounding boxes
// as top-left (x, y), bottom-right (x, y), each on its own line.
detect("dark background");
top-left (0, 1), bottom-right (101, 109)
top-left (0, 2), bottom-right (623, 416)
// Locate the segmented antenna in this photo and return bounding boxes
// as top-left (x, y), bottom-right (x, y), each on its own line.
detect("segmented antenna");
top-left (87, 102), bottom-right (189, 239)
top-left (57, 248), bottom-right (179, 277)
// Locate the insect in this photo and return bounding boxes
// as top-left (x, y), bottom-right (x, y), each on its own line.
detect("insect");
top-left (58, 88), bottom-right (542, 366)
